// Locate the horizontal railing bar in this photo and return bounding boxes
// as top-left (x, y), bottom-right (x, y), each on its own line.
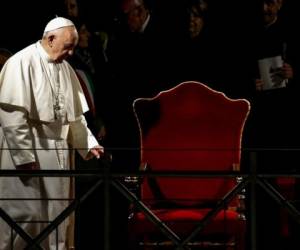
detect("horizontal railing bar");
top-left (1, 170), bottom-right (300, 177)
top-left (0, 198), bottom-right (73, 201)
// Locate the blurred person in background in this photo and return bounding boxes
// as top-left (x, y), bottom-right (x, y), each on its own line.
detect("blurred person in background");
top-left (247, 1), bottom-right (300, 249)
top-left (0, 48), bottom-right (13, 71)
top-left (67, 18), bottom-right (108, 250)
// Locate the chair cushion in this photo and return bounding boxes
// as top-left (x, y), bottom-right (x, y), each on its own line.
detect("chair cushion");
top-left (130, 208), bottom-right (244, 236)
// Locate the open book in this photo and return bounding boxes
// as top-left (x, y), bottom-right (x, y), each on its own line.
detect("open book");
top-left (258, 55), bottom-right (287, 90)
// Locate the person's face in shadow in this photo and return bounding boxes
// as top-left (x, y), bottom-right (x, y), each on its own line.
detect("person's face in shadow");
top-left (189, 6), bottom-right (205, 39)
top-left (78, 24), bottom-right (91, 48)
top-left (263, 0), bottom-right (282, 26)
top-left (124, 4), bottom-right (148, 32)
top-left (0, 51), bottom-right (12, 71)
top-left (65, 0), bottom-right (79, 18)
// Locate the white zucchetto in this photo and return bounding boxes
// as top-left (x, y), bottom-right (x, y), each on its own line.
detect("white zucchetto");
top-left (44, 17), bottom-right (75, 33)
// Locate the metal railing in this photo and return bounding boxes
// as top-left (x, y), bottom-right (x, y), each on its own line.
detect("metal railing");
top-left (0, 149), bottom-right (300, 250)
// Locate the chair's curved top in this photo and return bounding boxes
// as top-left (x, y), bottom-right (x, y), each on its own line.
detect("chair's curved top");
top-left (133, 81), bottom-right (251, 201)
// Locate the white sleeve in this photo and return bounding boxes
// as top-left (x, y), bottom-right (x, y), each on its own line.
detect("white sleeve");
top-left (0, 105), bottom-right (35, 166)
top-left (69, 115), bottom-right (100, 159)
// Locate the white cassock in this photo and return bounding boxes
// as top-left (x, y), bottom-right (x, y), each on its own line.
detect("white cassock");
top-left (0, 41), bottom-right (100, 250)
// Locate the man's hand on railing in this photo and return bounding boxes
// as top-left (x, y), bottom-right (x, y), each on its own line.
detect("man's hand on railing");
top-left (85, 145), bottom-right (105, 160)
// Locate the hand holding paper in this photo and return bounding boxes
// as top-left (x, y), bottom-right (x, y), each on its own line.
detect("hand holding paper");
top-left (258, 55), bottom-right (287, 90)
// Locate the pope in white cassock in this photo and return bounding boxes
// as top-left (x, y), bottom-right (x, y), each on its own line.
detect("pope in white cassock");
top-left (0, 17), bottom-right (104, 250)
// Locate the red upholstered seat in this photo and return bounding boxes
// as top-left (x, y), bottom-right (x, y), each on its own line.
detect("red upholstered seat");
top-left (128, 81), bottom-right (250, 249)
top-left (131, 209), bottom-right (241, 235)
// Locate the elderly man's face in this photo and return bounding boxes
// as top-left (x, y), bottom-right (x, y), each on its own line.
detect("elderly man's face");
top-left (50, 27), bottom-right (78, 63)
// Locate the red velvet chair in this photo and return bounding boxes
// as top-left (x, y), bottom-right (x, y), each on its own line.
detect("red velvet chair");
top-left (128, 81), bottom-right (251, 249)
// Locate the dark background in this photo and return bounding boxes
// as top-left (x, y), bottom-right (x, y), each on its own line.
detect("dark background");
top-left (0, 0), bottom-right (298, 52)
top-left (0, 0), bottom-right (297, 54)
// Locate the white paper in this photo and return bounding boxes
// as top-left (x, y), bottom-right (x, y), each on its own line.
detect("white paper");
top-left (258, 55), bottom-right (287, 90)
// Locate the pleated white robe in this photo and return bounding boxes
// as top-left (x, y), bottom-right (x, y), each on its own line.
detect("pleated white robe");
top-left (0, 41), bottom-right (99, 250)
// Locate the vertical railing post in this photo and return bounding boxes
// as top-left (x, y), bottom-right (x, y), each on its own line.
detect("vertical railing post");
top-left (102, 159), bottom-right (110, 250)
top-left (249, 151), bottom-right (257, 250)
